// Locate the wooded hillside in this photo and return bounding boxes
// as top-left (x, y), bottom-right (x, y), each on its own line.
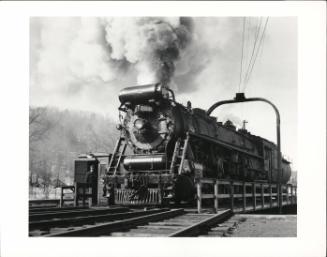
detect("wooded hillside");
top-left (29, 106), bottom-right (118, 195)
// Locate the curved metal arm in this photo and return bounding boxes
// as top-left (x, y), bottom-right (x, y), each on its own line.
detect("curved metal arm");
top-left (167, 88), bottom-right (176, 102)
top-left (207, 93), bottom-right (283, 213)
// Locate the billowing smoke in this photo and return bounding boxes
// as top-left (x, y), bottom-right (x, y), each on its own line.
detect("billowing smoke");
top-left (103, 17), bottom-right (193, 85)
top-left (30, 17), bottom-right (261, 115)
top-left (30, 17), bottom-right (297, 170)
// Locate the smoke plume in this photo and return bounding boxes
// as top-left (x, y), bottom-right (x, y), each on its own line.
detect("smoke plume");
top-left (103, 17), bottom-right (193, 85)
top-left (30, 17), bottom-right (264, 114)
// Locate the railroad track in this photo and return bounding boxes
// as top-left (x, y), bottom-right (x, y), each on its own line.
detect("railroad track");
top-left (29, 206), bottom-right (172, 236)
top-left (110, 209), bottom-right (232, 237)
top-left (34, 208), bottom-right (232, 237)
top-left (29, 206), bottom-right (129, 222)
top-left (29, 206), bottom-right (89, 214)
top-left (29, 199), bottom-right (60, 208)
top-left (29, 208), bottom-right (169, 233)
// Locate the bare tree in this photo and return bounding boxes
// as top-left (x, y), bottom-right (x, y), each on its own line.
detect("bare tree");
top-left (29, 107), bottom-right (53, 145)
top-left (29, 107), bottom-right (118, 199)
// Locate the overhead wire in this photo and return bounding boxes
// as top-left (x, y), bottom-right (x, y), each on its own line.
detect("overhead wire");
top-left (243, 17), bottom-right (269, 91)
top-left (244, 18), bottom-right (251, 77)
top-left (257, 21), bottom-right (268, 59)
top-left (244, 17), bottom-right (269, 86)
top-left (238, 17), bottom-right (246, 93)
top-left (242, 17), bottom-right (263, 90)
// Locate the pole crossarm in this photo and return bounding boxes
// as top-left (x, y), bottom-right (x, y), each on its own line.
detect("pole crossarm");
top-left (206, 92), bottom-right (283, 214)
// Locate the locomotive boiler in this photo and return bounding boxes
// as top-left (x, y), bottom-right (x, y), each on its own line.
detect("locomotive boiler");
top-left (102, 83), bottom-right (292, 205)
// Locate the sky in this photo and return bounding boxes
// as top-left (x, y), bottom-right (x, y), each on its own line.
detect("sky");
top-left (30, 17), bottom-right (297, 169)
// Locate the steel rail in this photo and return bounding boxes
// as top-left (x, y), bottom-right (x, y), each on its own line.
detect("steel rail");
top-left (29, 207), bottom-right (129, 221)
top-left (29, 199), bottom-right (60, 207)
top-left (29, 205), bottom-right (58, 209)
top-left (168, 209), bottom-right (233, 237)
top-left (29, 206), bottom-right (88, 213)
top-left (29, 209), bottom-right (95, 216)
top-left (47, 209), bottom-right (185, 237)
top-left (29, 208), bottom-right (169, 231)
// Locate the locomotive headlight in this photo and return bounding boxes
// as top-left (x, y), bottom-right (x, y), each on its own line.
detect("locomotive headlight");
top-left (134, 119), bottom-right (146, 130)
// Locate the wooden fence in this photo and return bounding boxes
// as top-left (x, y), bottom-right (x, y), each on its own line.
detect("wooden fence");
top-left (196, 178), bottom-right (297, 213)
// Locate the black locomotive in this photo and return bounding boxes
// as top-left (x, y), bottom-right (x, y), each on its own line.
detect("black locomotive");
top-left (101, 83), bottom-right (291, 205)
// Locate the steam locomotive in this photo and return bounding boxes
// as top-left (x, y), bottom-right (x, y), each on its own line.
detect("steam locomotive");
top-left (100, 83), bottom-right (291, 206)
